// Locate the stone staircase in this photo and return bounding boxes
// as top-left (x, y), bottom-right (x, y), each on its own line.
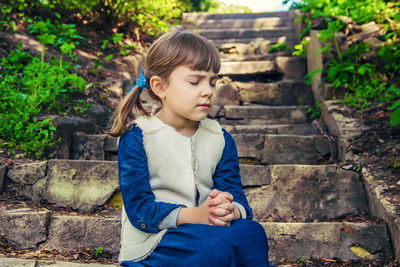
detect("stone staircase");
top-left (0, 11), bottom-right (395, 266)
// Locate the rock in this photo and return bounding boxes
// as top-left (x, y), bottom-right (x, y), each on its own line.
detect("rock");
top-left (364, 37), bottom-right (384, 49)
top-left (0, 208), bottom-right (50, 249)
top-left (348, 21), bottom-right (382, 45)
top-left (232, 134), bottom-right (265, 159)
top-left (262, 135), bottom-right (335, 164)
top-left (0, 160), bottom-right (6, 192)
top-left (220, 60), bottom-right (275, 75)
top-left (240, 164), bottom-right (270, 186)
top-left (102, 79), bottom-right (124, 97)
top-left (46, 215), bottom-right (121, 255)
top-left (245, 165), bottom-right (368, 221)
top-left (7, 161), bottom-right (47, 185)
top-left (39, 160), bottom-right (119, 212)
top-left (104, 135), bottom-right (119, 153)
top-left (335, 16), bottom-right (354, 25)
top-left (235, 82), bottom-right (280, 105)
top-left (83, 103), bottom-right (110, 129)
top-left (215, 83), bottom-right (240, 106)
top-left (47, 115), bottom-right (96, 159)
top-left (311, 17), bottom-right (328, 30)
top-left (71, 134), bottom-right (106, 160)
top-left (264, 222), bottom-right (392, 263)
top-left (275, 57), bottom-right (306, 80)
top-left (0, 258), bottom-right (36, 267)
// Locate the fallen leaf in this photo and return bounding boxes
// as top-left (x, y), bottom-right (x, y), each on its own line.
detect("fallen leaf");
top-left (341, 223), bottom-right (353, 233)
top-left (350, 245), bottom-right (374, 259)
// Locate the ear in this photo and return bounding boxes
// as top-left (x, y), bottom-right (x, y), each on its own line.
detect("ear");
top-left (150, 76), bottom-right (167, 99)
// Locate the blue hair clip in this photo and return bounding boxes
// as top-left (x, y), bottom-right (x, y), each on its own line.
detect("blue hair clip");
top-left (128, 68), bottom-right (149, 94)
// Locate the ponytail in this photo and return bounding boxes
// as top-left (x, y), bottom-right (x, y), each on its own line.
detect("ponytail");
top-left (105, 84), bottom-right (152, 137)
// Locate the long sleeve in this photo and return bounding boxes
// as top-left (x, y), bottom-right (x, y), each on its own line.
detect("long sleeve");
top-left (118, 126), bottom-right (185, 233)
top-left (212, 129), bottom-right (253, 219)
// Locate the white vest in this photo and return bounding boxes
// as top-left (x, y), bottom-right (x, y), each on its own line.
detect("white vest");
top-left (119, 115), bottom-right (225, 262)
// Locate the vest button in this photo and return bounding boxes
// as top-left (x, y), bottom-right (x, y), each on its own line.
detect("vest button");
top-left (140, 223), bottom-right (147, 229)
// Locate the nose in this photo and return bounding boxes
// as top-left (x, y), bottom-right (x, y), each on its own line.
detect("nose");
top-left (201, 83), bottom-right (214, 97)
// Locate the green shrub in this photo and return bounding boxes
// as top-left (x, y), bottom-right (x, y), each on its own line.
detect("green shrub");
top-left (0, 43), bottom-right (87, 158)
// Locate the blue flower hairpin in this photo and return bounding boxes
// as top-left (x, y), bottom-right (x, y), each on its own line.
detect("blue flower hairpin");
top-left (128, 68), bottom-right (149, 94)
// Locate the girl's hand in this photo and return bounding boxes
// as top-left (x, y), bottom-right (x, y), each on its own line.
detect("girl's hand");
top-left (207, 189), bottom-right (240, 226)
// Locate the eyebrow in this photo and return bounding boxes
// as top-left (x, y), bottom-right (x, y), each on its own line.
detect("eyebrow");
top-left (186, 74), bottom-right (219, 80)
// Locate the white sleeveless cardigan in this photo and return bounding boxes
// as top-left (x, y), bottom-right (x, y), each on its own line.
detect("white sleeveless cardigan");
top-left (119, 116), bottom-right (225, 262)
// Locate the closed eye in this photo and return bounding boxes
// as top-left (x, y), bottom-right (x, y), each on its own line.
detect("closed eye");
top-left (190, 81), bottom-right (199, 85)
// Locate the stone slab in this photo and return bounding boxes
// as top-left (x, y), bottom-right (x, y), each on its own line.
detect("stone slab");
top-left (245, 165), bottom-right (368, 222)
top-left (262, 134), bottom-right (336, 164)
top-left (46, 215), bottom-right (121, 255)
top-left (211, 37), bottom-right (294, 49)
top-left (240, 164), bottom-right (270, 186)
top-left (184, 17), bottom-right (289, 29)
top-left (0, 258), bottom-right (118, 266)
top-left (276, 56), bottom-right (307, 80)
top-left (41, 160), bottom-right (119, 212)
top-left (198, 27), bottom-right (292, 39)
top-left (362, 167), bottom-right (400, 260)
top-left (0, 161), bottom-right (6, 192)
top-left (234, 80), bottom-right (313, 106)
top-left (263, 222), bottom-right (393, 263)
top-left (223, 124), bottom-right (319, 135)
top-left (223, 105), bottom-right (307, 125)
top-left (220, 60), bottom-right (275, 75)
top-left (0, 258), bottom-right (36, 267)
top-left (232, 134), bottom-right (265, 160)
top-left (7, 161), bottom-right (47, 185)
top-left (104, 136), bottom-right (118, 152)
top-left (183, 12), bottom-right (289, 21)
top-left (71, 134), bottom-right (106, 160)
top-left (0, 208), bottom-right (50, 249)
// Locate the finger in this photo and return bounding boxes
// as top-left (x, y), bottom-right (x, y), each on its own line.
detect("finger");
top-left (208, 215), bottom-right (229, 226)
top-left (209, 207), bottom-right (231, 217)
top-left (219, 192), bottom-right (234, 202)
top-left (208, 194), bottom-right (232, 207)
top-left (208, 189), bottom-right (221, 199)
top-left (215, 212), bottom-right (235, 223)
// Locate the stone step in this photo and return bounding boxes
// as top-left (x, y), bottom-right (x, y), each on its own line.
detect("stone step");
top-left (231, 80), bottom-right (313, 106)
top-left (263, 222), bottom-right (393, 263)
top-left (0, 208), bottom-right (392, 263)
top-left (220, 57), bottom-right (306, 78)
top-left (0, 258), bottom-right (118, 266)
top-left (197, 27), bottom-right (292, 40)
top-left (223, 123), bottom-right (320, 135)
top-left (7, 162), bottom-right (352, 217)
top-left (212, 36), bottom-right (294, 49)
top-left (245, 164), bottom-right (367, 221)
top-left (183, 17), bottom-right (290, 29)
top-left (233, 134), bottom-right (336, 164)
top-left (220, 105), bottom-right (308, 125)
top-left (183, 11), bottom-right (290, 21)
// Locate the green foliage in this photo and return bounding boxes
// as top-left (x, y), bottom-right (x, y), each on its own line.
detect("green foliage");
top-left (289, 0), bottom-right (400, 126)
top-left (269, 42), bottom-right (290, 53)
top-left (292, 38), bottom-right (309, 57)
top-left (94, 246), bottom-right (103, 257)
top-left (0, 43), bottom-right (88, 158)
top-left (305, 101), bottom-right (321, 119)
top-left (27, 18), bottom-right (83, 66)
top-left (287, 0), bottom-right (399, 24)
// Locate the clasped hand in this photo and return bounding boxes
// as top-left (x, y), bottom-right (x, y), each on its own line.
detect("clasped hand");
top-left (205, 189), bottom-right (239, 226)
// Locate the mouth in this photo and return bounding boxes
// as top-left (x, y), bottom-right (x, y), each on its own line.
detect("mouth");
top-left (197, 103), bottom-right (211, 109)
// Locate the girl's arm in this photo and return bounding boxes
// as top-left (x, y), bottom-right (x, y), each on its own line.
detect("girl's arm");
top-left (211, 129), bottom-right (253, 219)
top-left (118, 126), bottom-right (185, 233)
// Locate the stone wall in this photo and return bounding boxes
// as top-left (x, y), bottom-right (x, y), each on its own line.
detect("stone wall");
top-left (307, 28), bottom-right (400, 260)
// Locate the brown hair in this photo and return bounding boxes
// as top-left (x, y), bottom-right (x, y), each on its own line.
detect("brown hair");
top-left (105, 30), bottom-right (221, 137)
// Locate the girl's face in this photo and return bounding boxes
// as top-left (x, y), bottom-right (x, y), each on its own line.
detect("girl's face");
top-left (159, 65), bottom-right (218, 128)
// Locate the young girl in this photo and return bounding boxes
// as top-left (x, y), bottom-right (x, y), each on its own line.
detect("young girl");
top-left (107, 30), bottom-right (271, 266)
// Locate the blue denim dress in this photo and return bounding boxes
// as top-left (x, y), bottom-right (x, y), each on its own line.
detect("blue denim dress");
top-left (118, 119), bottom-right (271, 266)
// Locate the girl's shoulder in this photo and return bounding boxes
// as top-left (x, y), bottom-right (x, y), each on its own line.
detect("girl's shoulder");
top-left (199, 117), bottom-right (224, 135)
